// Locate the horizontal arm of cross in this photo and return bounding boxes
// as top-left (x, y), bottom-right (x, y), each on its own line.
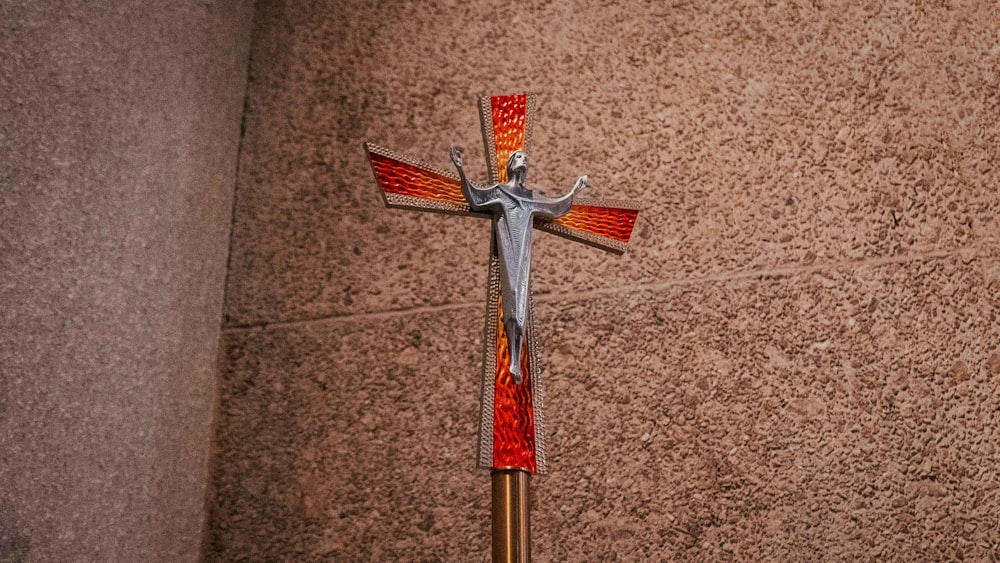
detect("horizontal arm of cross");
top-left (365, 142), bottom-right (639, 253)
top-left (535, 197), bottom-right (640, 255)
top-left (364, 142), bottom-right (490, 218)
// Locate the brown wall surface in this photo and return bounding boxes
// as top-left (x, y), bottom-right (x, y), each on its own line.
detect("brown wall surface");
top-left (0, 2), bottom-right (253, 561)
top-left (208, 0), bottom-right (1000, 560)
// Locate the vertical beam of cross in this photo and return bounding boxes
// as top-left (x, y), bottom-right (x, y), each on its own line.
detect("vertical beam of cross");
top-left (364, 93), bottom-right (639, 475)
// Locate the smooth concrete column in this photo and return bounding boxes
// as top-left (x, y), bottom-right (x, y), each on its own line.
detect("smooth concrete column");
top-left (0, 2), bottom-right (254, 561)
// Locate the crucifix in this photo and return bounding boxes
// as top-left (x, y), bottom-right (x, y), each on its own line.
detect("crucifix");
top-left (364, 93), bottom-right (639, 562)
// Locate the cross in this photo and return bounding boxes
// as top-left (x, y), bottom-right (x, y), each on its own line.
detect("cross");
top-left (364, 93), bottom-right (639, 561)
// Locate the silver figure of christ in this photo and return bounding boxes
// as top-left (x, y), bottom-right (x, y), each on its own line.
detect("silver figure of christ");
top-left (450, 145), bottom-right (588, 384)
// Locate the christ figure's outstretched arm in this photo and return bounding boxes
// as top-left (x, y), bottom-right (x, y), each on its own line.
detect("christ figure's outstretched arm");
top-left (450, 145), bottom-right (498, 209)
top-left (532, 175), bottom-right (588, 219)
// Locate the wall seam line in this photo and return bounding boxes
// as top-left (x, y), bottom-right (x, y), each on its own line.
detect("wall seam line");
top-left (199, 2), bottom-right (260, 559)
top-left (221, 245), bottom-right (983, 333)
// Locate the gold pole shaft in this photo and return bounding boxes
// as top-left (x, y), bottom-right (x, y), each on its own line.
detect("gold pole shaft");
top-left (491, 469), bottom-right (531, 563)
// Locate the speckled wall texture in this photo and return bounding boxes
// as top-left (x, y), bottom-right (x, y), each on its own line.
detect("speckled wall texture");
top-left (207, 1), bottom-right (1000, 561)
top-left (1, 2), bottom-right (253, 561)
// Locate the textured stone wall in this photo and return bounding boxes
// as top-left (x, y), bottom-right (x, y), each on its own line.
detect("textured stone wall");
top-left (208, 0), bottom-right (1000, 560)
top-left (0, 2), bottom-right (253, 561)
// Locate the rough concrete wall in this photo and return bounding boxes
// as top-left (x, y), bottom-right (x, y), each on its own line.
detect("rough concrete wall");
top-left (208, 0), bottom-right (1000, 560)
top-left (0, 2), bottom-right (253, 561)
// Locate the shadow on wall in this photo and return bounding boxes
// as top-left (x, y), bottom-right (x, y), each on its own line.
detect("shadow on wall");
top-left (0, 376), bottom-right (21, 562)
top-left (0, 507), bottom-right (30, 563)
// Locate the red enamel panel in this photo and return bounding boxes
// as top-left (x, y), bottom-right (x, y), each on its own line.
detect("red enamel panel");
top-left (492, 297), bottom-right (537, 472)
top-left (368, 151), bottom-right (465, 206)
top-left (553, 204), bottom-right (639, 243)
top-left (490, 94), bottom-right (528, 184)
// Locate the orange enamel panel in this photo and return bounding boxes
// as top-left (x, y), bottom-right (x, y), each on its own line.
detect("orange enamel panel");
top-left (553, 204), bottom-right (639, 243)
top-left (491, 297), bottom-right (537, 472)
top-left (490, 94), bottom-right (528, 184)
top-left (368, 151), bottom-right (465, 206)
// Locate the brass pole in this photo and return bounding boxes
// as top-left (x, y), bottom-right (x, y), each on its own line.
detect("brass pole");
top-left (491, 469), bottom-right (530, 563)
